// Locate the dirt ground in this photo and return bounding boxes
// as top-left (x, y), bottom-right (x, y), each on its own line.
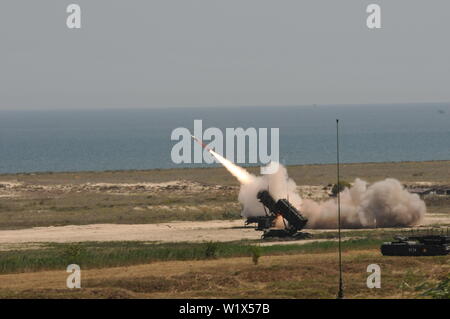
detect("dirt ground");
top-left (0, 160), bottom-right (449, 231)
top-left (0, 213), bottom-right (448, 246)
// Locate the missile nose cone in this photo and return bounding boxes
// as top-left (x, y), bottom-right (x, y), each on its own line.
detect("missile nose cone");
top-left (191, 135), bottom-right (212, 152)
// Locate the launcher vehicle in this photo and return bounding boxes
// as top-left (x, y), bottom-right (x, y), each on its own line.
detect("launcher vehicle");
top-left (246, 190), bottom-right (311, 239)
top-left (381, 234), bottom-right (450, 256)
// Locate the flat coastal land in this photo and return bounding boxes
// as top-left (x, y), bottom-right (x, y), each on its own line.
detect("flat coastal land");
top-left (0, 160), bottom-right (449, 298)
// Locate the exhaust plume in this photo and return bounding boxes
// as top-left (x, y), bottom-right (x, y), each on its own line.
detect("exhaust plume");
top-left (301, 178), bottom-right (426, 228)
top-left (208, 152), bottom-right (425, 228)
top-left (209, 150), bottom-right (254, 185)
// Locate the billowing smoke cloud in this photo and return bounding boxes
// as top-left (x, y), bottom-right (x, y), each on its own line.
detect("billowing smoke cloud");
top-left (236, 163), bottom-right (426, 229)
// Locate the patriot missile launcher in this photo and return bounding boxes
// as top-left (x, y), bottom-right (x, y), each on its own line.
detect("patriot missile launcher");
top-left (246, 190), bottom-right (311, 239)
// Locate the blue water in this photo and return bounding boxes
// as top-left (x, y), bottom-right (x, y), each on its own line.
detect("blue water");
top-left (0, 104), bottom-right (449, 174)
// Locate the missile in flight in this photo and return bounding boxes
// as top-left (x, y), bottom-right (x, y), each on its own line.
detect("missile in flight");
top-left (191, 135), bottom-right (213, 152)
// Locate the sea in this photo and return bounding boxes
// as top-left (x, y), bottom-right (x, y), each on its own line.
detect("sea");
top-left (0, 103), bottom-right (449, 174)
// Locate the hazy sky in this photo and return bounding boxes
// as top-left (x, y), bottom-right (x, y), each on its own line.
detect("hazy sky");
top-left (1, 0), bottom-right (449, 109)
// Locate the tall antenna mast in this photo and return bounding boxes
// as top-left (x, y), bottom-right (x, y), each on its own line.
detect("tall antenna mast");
top-left (336, 119), bottom-right (344, 299)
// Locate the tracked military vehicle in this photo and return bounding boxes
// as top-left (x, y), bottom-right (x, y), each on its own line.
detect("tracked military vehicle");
top-left (381, 234), bottom-right (450, 256)
top-left (245, 190), bottom-right (310, 239)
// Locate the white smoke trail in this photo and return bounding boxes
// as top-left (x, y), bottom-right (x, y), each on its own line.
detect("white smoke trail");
top-left (209, 150), bottom-right (254, 185)
top-left (207, 152), bottom-right (426, 229)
